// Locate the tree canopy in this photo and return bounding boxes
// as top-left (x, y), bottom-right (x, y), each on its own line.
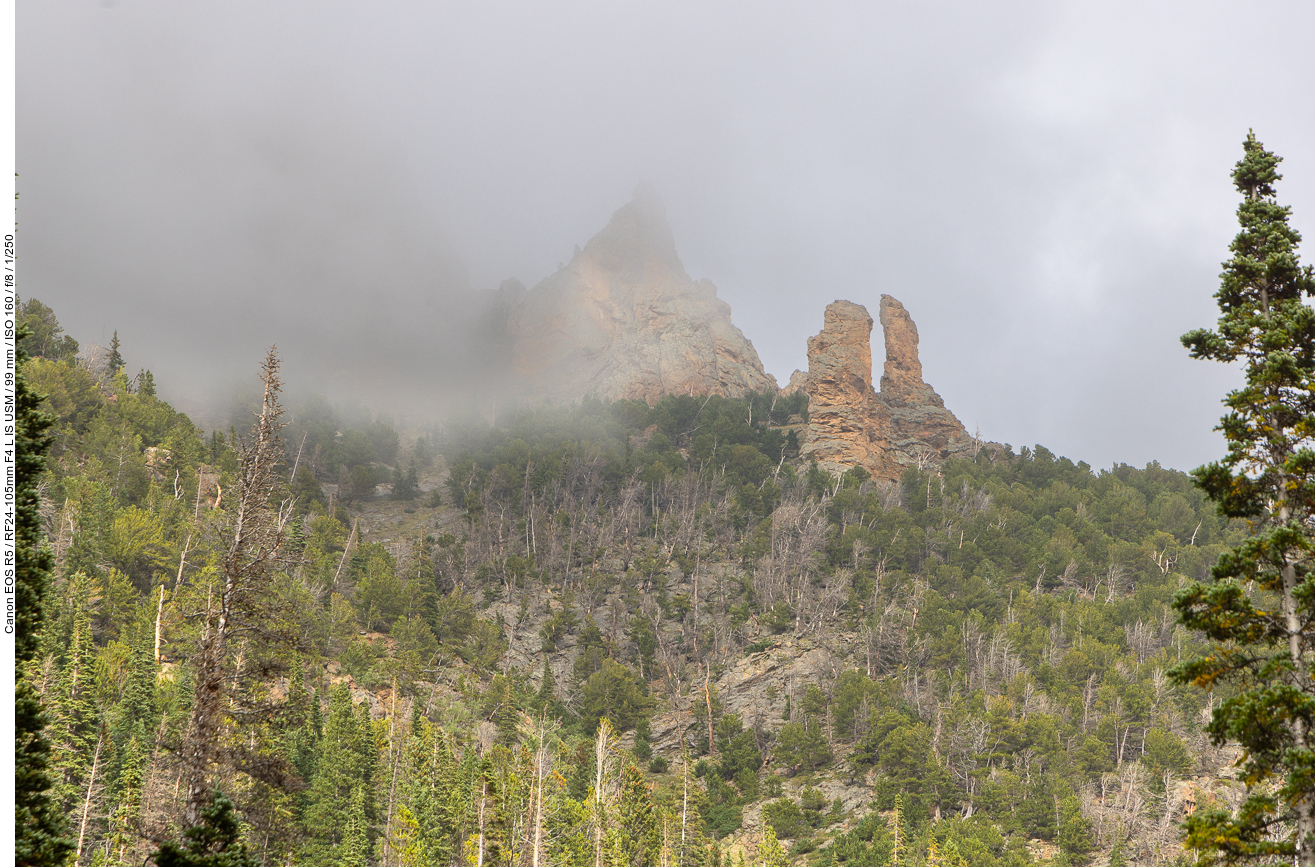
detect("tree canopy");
top-left (13, 324), bottom-right (74, 867)
top-left (1173, 132), bottom-right (1315, 866)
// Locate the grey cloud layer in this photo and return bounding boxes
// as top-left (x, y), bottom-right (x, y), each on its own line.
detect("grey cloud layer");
top-left (18, 0), bottom-right (1315, 469)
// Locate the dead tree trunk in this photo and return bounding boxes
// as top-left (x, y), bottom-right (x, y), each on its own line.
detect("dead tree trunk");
top-left (74, 731), bottom-right (105, 867)
top-left (179, 348), bottom-right (293, 827)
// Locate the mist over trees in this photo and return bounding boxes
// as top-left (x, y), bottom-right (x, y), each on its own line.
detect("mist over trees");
top-left (12, 290), bottom-right (1262, 867)
top-left (19, 130), bottom-right (1309, 863)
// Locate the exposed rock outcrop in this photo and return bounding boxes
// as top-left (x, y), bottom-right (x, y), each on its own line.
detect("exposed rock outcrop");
top-left (781, 368), bottom-right (810, 396)
top-left (797, 301), bottom-right (891, 477)
top-left (876, 295), bottom-right (978, 467)
top-left (801, 296), bottom-right (977, 480)
top-left (507, 185), bottom-right (778, 404)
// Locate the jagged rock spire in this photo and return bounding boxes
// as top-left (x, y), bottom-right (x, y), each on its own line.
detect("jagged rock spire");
top-left (799, 297), bottom-right (977, 480)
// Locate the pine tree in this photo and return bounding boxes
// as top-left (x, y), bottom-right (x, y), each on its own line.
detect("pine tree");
top-left (393, 461), bottom-right (420, 501)
top-left (926, 838), bottom-right (969, 867)
top-left (44, 583), bottom-right (108, 863)
top-left (757, 825), bottom-right (787, 867)
top-left (301, 686), bottom-right (378, 866)
top-left (887, 795), bottom-right (905, 867)
top-left (615, 764), bottom-right (660, 867)
top-left (108, 330), bottom-right (125, 376)
top-left (484, 673), bottom-right (520, 744)
top-left (283, 660), bottom-right (321, 784)
top-left (534, 658), bottom-right (557, 713)
top-left (442, 731), bottom-right (479, 864)
top-left (13, 323), bottom-right (75, 867)
top-left (393, 717), bottom-right (450, 867)
top-left (107, 734), bottom-right (146, 865)
top-left (336, 786), bottom-right (373, 867)
top-left (591, 719), bottom-right (618, 867)
top-left (63, 485), bottom-right (114, 593)
top-left (108, 623), bottom-right (159, 766)
top-left (1173, 132), bottom-right (1315, 866)
top-left (391, 803), bottom-right (427, 867)
top-left (154, 790), bottom-right (260, 867)
top-left (17, 296), bottom-right (80, 361)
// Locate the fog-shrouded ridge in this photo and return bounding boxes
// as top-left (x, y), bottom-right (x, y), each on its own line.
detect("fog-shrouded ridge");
top-left (17, 1), bottom-right (1315, 469)
top-left (18, 72), bottom-right (502, 429)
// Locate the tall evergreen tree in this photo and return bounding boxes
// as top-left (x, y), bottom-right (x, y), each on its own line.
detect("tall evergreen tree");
top-left (484, 673), bottom-right (520, 745)
top-left (43, 580), bottom-right (105, 836)
top-left (179, 349), bottom-right (298, 826)
top-left (13, 324), bottom-right (75, 867)
top-left (336, 787), bottom-right (373, 867)
top-left (301, 685), bottom-right (378, 866)
top-left (1173, 132), bottom-right (1315, 866)
top-left (888, 795), bottom-right (906, 867)
top-left (108, 330), bottom-right (125, 376)
top-left (534, 658), bottom-right (557, 714)
top-left (614, 764), bottom-right (660, 867)
top-left (757, 826), bottom-right (787, 867)
top-left (106, 734), bottom-right (147, 864)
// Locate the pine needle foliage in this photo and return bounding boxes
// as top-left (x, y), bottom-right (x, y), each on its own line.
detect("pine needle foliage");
top-left (154, 790), bottom-right (260, 867)
top-left (14, 324), bottom-right (75, 867)
top-left (1172, 131), bottom-right (1315, 866)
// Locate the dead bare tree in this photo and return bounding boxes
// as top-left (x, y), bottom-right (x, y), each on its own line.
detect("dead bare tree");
top-left (179, 348), bottom-right (299, 827)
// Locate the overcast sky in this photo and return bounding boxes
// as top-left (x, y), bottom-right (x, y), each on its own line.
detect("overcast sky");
top-left (18, 1), bottom-right (1315, 471)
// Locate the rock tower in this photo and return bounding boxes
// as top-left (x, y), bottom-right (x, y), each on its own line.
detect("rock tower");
top-left (791, 296), bottom-right (977, 481)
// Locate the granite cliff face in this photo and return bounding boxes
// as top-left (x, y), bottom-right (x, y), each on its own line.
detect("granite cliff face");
top-left (507, 186), bottom-right (777, 404)
top-left (793, 301), bottom-right (889, 475)
top-left (876, 296), bottom-right (977, 469)
top-left (501, 188), bottom-right (977, 475)
top-left (797, 296), bottom-right (977, 481)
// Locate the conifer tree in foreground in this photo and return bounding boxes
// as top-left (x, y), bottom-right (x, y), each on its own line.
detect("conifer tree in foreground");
top-left (155, 791), bottom-right (259, 867)
top-left (1173, 132), bottom-right (1315, 865)
top-left (13, 324), bottom-right (75, 867)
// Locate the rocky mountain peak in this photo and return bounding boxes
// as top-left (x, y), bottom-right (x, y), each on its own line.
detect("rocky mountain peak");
top-left (506, 187), bottom-right (777, 404)
top-left (580, 182), bottom-right (686, 279)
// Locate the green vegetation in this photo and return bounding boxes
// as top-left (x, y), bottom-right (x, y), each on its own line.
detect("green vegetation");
top-left (18, 296), bottom-right (1241, 867)
top-left (14, 322), bottom-right (75, 867)
top-left (1173, 133), bottom-right (1315, 865)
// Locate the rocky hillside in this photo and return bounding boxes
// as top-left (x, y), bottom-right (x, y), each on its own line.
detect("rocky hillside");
top-left (20, 293), bottom-right (1243, 867)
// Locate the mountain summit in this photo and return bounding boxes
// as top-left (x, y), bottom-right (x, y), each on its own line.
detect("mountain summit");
top-left (507, 186), bottom-right (778, 404)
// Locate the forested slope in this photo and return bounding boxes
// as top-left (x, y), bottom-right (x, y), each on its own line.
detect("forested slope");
top-left (18, 297), bottom-right (1239, 867)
